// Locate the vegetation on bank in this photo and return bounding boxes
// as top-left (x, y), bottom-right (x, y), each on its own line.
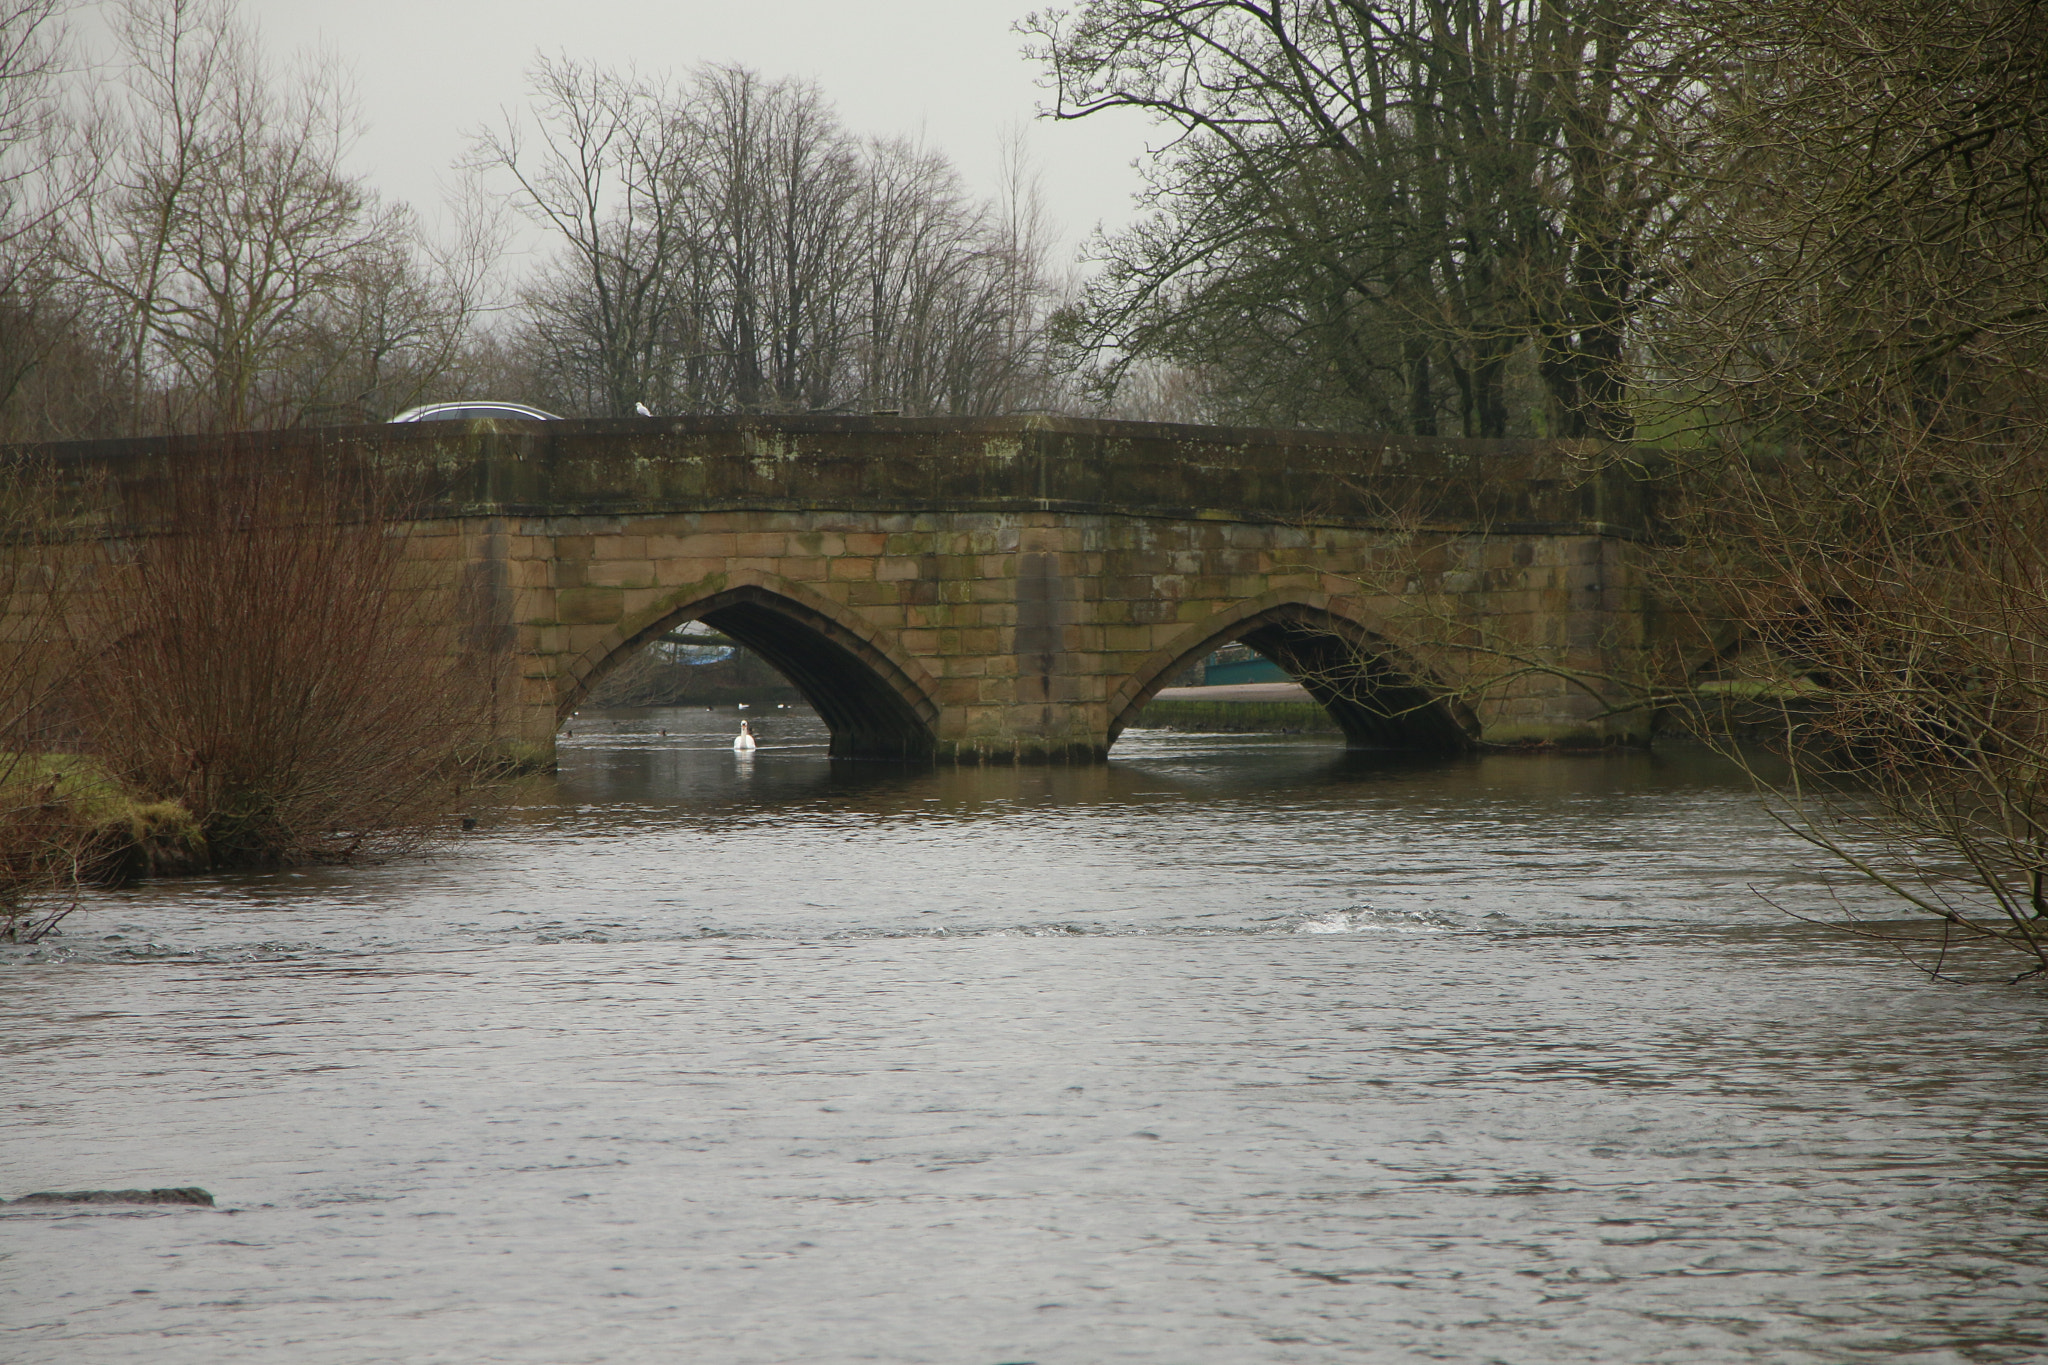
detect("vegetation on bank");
top-left (585, 641), bottom-right (800, 709)
top-left (1, 444), bottom-right (505, 940)
top-left (0, 754), bottom-right (204, 942)
top-left (1, 458), bottom-right (86, 939)
top-left (1642, 0), bottom-right (2046, 982)
top-left (1131, 700), bottom-right (1338, 736)
top-left (75, 443), bottom-right (504, 867)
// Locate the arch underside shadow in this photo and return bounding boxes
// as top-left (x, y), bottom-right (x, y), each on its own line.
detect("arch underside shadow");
top-left (561, 584), bottom-right (938, 760)
top-left (1113, 602), bottom-right (1475, 753)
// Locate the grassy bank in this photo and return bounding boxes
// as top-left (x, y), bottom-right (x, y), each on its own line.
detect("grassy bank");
top-left (3, 755), bottom-right (208, 940)
top-left (2, 755), bottom-right (207, 877)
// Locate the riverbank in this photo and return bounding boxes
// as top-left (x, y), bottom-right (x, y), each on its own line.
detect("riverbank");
top-left (1133, 682), bottom-right (1338, 734)
top-left (585, 646), bottom-right (800, 708)
top-left (1, 756), bottom-right (205, 883)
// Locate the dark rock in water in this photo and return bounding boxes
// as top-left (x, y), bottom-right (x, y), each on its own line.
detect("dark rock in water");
top-left (9, 1187), bottom-right (213, 1207)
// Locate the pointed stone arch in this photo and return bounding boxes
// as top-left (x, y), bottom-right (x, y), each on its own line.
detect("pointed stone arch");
top-left (1107, 589), bottom-right (1477, 751)
top-left (557, 569), bottom-right (941, 760)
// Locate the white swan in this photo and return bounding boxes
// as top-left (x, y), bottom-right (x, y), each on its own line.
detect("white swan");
top-left (733, 719), bottom-right (758, 752)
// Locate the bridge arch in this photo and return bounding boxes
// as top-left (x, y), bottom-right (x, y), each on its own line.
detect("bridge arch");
top-left (1107, 590), bottom-right (1477, 752)
top-left (558, 570), bottom-right (941, 760)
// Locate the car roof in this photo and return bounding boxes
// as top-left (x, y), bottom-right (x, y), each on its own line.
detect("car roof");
top-left (388, 401), bottom-right (562, 422)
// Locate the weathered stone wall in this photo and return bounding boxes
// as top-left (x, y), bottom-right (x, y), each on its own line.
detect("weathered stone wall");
top-left (494, 507), bottom-right (1652, 760)
top-left (7, 416), bottom-right (1669, 763)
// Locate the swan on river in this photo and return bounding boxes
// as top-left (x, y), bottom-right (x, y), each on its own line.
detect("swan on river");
top-left (733, 720), bottom-right (757, 751)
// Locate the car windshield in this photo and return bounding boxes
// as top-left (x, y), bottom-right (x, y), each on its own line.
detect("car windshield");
top-left (389, 402), bottom-right (561, 422)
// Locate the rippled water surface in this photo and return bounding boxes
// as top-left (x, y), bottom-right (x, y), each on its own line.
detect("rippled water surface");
top-left (5, 707), bottom-right (2046, 1364)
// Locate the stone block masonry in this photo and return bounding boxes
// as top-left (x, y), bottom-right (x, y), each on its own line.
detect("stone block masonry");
top-left (11, 416), bottom-right (1670, 763)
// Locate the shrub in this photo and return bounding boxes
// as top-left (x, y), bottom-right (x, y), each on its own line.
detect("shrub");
top-left (79, 439), bottom-right (500, 867)
top-left (1, 458), bottom-right (98, 938)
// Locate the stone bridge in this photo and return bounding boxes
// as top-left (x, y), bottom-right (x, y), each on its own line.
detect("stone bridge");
top-left (20, 417), bottom-right (1665, 763)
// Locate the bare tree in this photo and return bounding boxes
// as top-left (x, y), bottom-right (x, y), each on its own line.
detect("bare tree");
top-left (0, 0), bottom-right (64, 285)
top-left (876, 126), bottom-right (1056, 416)
top-left (715, 64), bottom-right (862, 410)
top-left (1652, 0), bottom-right (2048, 979)
top-left (855, 134), bottom-right (1016, 414)
top-left (1022, 0), bottom-right (1703, 438)
top-left (1340, 0), bottom-right (2048, 979)
top-left (472, 55), bottom-right (706, 418)
top-left (0, 0), bottom-right (85, 437)
top-left (61, 0), bottom-right (471, 432)
top-left (0, 456), bottom-right (85, 936)
top-left (79, 441), bottom-right (499, 866)
top-left (276, 195), bottom-right (501, 422)
top-left (481, 59), bottom-right (1066, 418)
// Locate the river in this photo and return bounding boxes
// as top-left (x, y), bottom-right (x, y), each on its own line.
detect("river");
top-left (4, 706), bottom-right (2045, 1364)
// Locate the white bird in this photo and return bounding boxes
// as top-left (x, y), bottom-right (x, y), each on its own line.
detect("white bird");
top-left (634, 401), bottom-right (654, 416)
top-left (733, 720), bottom-right (758, 752)
top-left (736, 702), bottom-right (749, 709)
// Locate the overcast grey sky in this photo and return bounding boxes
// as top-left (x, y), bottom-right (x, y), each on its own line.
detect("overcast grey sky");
top-left (236, 0), bottom-right (1156, 266)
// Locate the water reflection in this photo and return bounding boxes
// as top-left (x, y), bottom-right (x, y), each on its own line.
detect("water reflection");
top-left (555, 703), bottom-right (1762, 819)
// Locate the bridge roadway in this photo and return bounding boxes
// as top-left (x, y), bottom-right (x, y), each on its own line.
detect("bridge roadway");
top-left (23, 416), bottom-right (1666, 764)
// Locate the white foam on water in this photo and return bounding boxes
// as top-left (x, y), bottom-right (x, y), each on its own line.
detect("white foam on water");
top-left (1288, 905), bottom-right (1466, 934)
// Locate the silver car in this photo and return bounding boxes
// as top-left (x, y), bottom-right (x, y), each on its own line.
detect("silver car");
top-left (388, 401), bottom-right (562, 423)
